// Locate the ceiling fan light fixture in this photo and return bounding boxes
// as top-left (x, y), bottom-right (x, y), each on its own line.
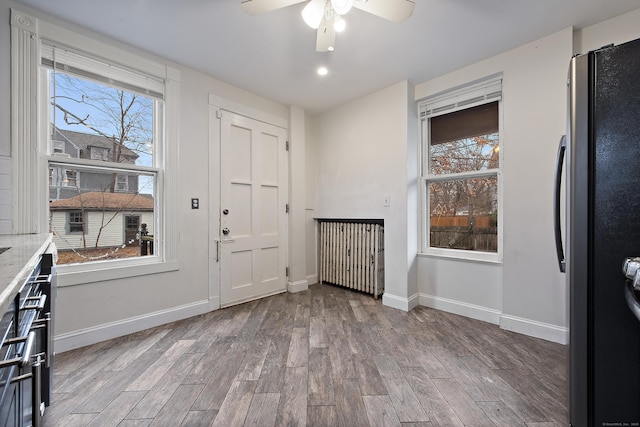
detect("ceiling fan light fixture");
top-left (301, 0), bottom-right (324, 29)
top-left (331, 0), bottom-right (353, 15)
top-left (333, 14), bottom-right (346, 32)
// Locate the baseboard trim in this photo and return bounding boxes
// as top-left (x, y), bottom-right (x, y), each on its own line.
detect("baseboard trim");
top-left (288, 279), bottom-right (309, 293)
top-left (500, 314), bottom-right (568, 345)
top-left (54, 300), bottom-right (211, 354)
top-left (382, 292), bottom-right (420, 312)
top-left (306, 274), bottom-right (318, 286)
top-left (418, 293), bottom-right (568, 344)
top-left (208, 295), bottom-right (220, 311)
top-left (419, 293), bottom-right (502, 325)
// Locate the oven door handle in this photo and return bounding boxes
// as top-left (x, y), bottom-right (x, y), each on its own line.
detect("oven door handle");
top-left (0, 331), bottom-right (36, 368)
top-left (20, 331), bottom-right (36, 368)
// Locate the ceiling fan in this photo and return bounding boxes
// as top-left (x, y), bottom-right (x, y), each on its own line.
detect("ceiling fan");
top-left (241, 0), bottom-right (415, 52)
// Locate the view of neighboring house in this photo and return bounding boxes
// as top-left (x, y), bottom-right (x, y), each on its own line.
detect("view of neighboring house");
top-left (49, 191), bottom-right (154, 249)
top-left (49, 127), bottom-right (140, 201)
top-left (48, 128), bottom-right (152, 252)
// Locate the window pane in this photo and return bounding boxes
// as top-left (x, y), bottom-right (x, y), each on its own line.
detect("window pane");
top-left (429, 101), bottom-right (499, 175)
top-left (49, 164), bottom-right (156, 265)
top-left (50, 72), bottom-right (154, 167)
top-left (429, 176), bottom-right (498, 252)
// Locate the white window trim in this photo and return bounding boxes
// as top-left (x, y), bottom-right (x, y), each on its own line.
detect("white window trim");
top-left (418, 75), bottom-right (504, 263)
top-left (11, 8), bottom-right (180, 284)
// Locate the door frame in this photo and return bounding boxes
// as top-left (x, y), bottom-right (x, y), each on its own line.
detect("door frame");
top-left (208, 95), bottom-right (288, 311)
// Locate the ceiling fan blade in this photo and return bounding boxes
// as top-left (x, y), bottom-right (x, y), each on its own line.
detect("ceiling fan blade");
top-left (241, 0), bottom-right (307, 15)
top-left (316, 16), bottom-right (336, 52)
top-left (352, 0), bottom-right (415, 23)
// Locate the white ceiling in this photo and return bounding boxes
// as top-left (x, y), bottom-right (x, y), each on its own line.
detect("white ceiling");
top-left (14, 0), bottom-right (640, 114)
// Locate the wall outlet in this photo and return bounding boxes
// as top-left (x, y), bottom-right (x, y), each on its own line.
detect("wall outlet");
top-left (191, 198), bottom-right (199, 209)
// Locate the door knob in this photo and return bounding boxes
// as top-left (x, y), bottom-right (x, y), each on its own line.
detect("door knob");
top-left (222, 227), bottom-right (230, 235)
top-left (223, 209), bottom-right (229, 215)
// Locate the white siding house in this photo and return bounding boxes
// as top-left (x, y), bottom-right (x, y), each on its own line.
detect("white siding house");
top-left (49, 191), bottom-right (154, 252)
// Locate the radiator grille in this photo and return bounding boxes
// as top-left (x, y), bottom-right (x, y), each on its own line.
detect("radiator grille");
top-left (319, 220), bottom-right (384, 298)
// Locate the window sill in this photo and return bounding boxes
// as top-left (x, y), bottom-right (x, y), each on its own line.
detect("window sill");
top-left (418, 248), bottom-right (502, 265)
top-left (57, 257), bottom-right (179, 287)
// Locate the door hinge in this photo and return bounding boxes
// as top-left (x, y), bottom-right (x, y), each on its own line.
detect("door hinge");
top-left (286, 141), bottom-right (289, 151)
top-left (286, 266), bottom-right (289, 277)
top-left (285, 203), bottom-right (289, 213)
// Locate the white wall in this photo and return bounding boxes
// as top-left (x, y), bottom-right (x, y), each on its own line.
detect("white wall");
top-left (414, 28), bottom-right (572, 343)
top-left (575, 8), bottom-right (640, 54)
top-left (412, 9), bottom-right (640, 344)
top-left (0, 2), bottom-right (289, 352)
top-left (310, 81), bottom-right (417, 310)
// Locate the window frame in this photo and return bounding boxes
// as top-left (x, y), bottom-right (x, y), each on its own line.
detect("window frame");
top-left (67, 211), bottom-right (85, 234)
top-left (418, 76), bottom-right (503, 263)
top-left (11, 8), bottom-right (180, 285)
top-left (115, 175), bottom-right (129, 192)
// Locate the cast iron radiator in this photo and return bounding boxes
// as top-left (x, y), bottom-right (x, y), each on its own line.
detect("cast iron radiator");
top-left (318, 219), bottom-right (384, 298)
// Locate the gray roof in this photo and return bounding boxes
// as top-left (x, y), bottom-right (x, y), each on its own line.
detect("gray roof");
top-left (52, 128), bottom-right (139, 160)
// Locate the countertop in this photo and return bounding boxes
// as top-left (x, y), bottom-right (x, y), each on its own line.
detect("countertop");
top-left (0, 234), bottom-right (53, 316)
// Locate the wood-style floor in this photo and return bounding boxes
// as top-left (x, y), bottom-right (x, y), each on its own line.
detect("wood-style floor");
top-left (43, 283), bottom-right (568, 426)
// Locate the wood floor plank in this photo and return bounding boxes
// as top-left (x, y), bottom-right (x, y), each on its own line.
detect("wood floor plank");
top-left (334, 378), bottom-right (370, 427)
top-left (46, 413), bottom-right (101, 427)
top-left (459, 355), bottom-right (549, 423)
top-left (477, 401), bottom-right (527, 427)
top-left (106, 329), bottom-right (171, 372)
top-left (327, 330), bottom-right (357, 380)
top-left (294, 304), bottom-right (310, 328)
top-left (275, 367), bottom-right (308, 427)
top-left (255, 332), bottom-right (291, 393)
top-left (309, 316), bottom-right (328, 348)
top-left (89, 390), bottom-right (147, 427)
top-left (149, 384), bottom-right (204, 427)
top-left (179, 411), bottom-right (217, 427)
top-left (308, 347), bottom-right (335, 406)
top-left (374, 355), bottom-right (429, 423)
top-left (353, 355), bottom-right (388, 395)
top-left (126, 340), bottom-right (196, 391)
top-left (307, 405), bottom-right (338, 426)
top-left (363, 395), bottom-right (402, 427)
top-left (190, 341), bottom-right (248, 411)
top-left (431, 378), bottom-right (495, 427)
top-left (211, 380), bottom-right (257, 427)
top-left (182, 336), bottom-right (234, 385)
top-left (401, 367), bottom-right (464, 427)
top-left (286, 327), bottom-right (309, 368)
top-left (71, 347), bottom-right (166, 414)
top-left (126, 352), bottom-right (204, 420)
top-left (244, 393), bottom-right (280, 427)
top-left (235, 334), bottom-right (270, 381)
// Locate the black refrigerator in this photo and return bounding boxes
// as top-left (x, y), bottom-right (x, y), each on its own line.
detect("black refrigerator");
top-left (554, 37), bottom-right (640, 426)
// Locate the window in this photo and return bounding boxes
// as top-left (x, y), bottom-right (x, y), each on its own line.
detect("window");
top-left (63, 170), bottom-right (78, 188)
top-left (68, 211), bottom-right (85, 233)
top-left (12, 9), bottom-right (180, 280)
top-left (90, 146), bottom-right (109, 161)
top-left (420, 76), bottom-right (502, 259)
top-left (45, 58), bottom-right (159, 264)
top-left (52, 140), bottom-right (64, 154)
top-left (115, 175), bottom-right (129, 192)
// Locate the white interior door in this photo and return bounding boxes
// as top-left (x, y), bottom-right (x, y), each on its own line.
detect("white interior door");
top-left (220, 110), bottom-right (288, 307)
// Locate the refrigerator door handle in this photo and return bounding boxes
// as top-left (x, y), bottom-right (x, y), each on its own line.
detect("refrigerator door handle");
top-left (624, 279), bottom-right (640, 322)
top-left (554, 135), bottom-right (567, 273)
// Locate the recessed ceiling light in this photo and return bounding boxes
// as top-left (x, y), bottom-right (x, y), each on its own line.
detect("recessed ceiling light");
top-left (317, 67), bottom-right (328, 76)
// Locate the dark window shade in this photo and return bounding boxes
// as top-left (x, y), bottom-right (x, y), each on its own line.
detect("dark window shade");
top-left (430, 101), bottom-right (498, 145)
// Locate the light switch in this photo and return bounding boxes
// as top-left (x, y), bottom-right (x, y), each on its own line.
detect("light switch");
top-left (383, 194), bottom-right (390, 207)
top-left (191, 198), bottom-right (199, 209)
